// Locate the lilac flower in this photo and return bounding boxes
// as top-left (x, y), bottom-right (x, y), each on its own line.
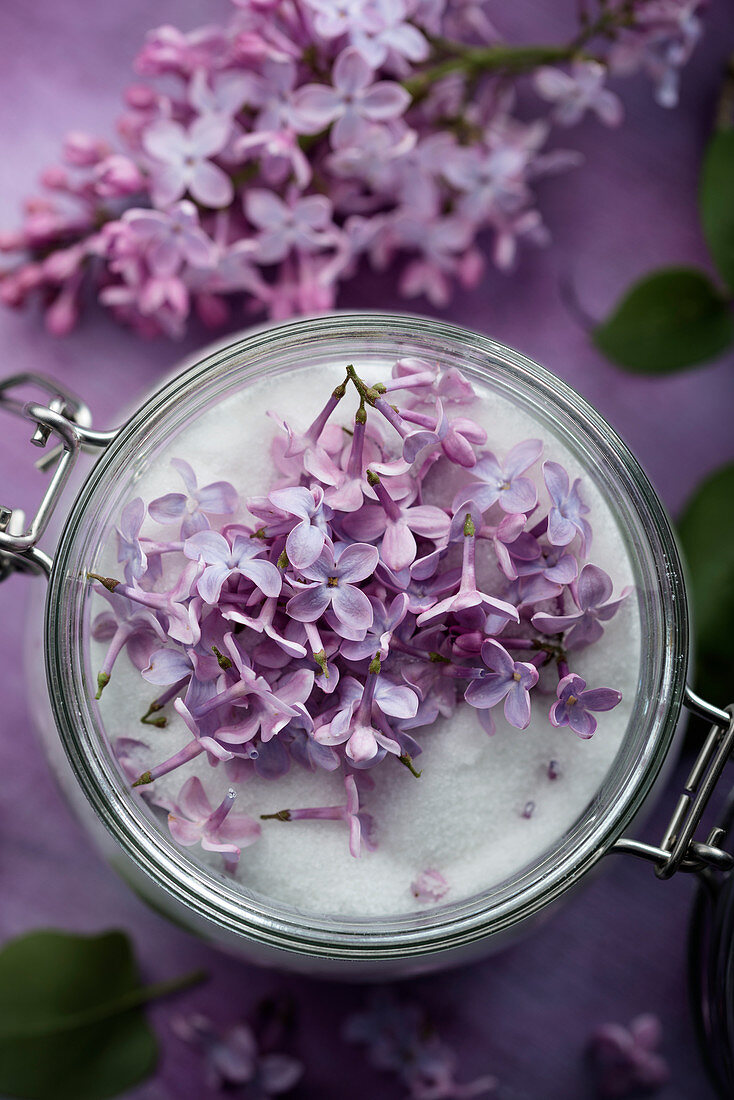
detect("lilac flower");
top-left (261, 774), bottom-right (374, 857)
top-left (339, 592), bottom-right (409, 661)
top-left (91, 590), bottom-right (167, 697)
top-left (464, 639), bottom-right (539, 729)
top-left (383, 357), bottom-right (475, 406)
top-left (345, 993), bottom-right (496, 1100)
top-left (149, 457), bottom-right (238, 538)
top-left (142, 114), bottom-right (233, 208)
top-left (115, 496), bottom-right (147, 582)
top-left (245, 188), bottom-right (337, 263)
top-left (165, 777), bottom-right (260, 870)
top-left (531, 564), bottom-right (630, 648)
top-left (550, 673), bottom-right (622, 739)
top-left (397, 400), bottom-right (487, 468)
top-left (411, 868), bottom-right (449, 903)
top-left (534, 62), bottom-right (624, 127)
top-left (463, 439), bottom-right (542, 514)
top-left (268, 484), bottom-right (331, 568)
top-left (316, 662), bottom-right (418, 764)
top-left (92, 560), bottom-right (204, 646)
top-left (293, 48), bottom-right (411, 149)
top-left (184, 528), bottom-right (281, 604)
top-left (588, 1014), bottom-right (669, 1098)
top-left (286, 541), bottom-right (378, 632)
top-left (123, 202), bottom-right (216, 276)
top-left (417, 515), bottom-right (518, 627)
top-left (543, 460), bottom-right (592, 554)
top-left (350, 0), bottom-right (430, 68)
top-left (188, 69), bottom-right (252, 121)
top-left (172, 1012), bottom-right (303, 1095)
top-left (343, 471), bottom-right (450, 572)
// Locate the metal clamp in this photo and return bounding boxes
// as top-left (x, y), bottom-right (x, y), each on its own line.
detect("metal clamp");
top-left (613, 687), bottom-right (734, 877)
top-left (0, 373), bottom-right (118, 581)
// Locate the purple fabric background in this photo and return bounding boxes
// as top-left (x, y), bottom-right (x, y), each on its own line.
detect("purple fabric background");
top-left (1, 2), bottom-right (733, 1097)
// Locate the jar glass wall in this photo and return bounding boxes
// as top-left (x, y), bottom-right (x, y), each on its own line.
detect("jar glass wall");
top-left (41, 314), bottom-right (688, 976)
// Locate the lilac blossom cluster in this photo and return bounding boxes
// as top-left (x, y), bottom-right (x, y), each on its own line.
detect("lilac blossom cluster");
top-left (91, 357), bottom-right (626, 869)
top-left (344, 990), bottom-right (497, 1099)
top-left (1, 0), bottom-right (704, 337)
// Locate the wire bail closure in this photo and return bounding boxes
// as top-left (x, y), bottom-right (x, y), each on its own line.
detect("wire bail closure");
top-left (0, 373), bottom-right (118, 581)
top-left (613, 688), bottom-right (734, 877)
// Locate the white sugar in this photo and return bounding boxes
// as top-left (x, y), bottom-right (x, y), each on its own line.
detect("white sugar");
top-left (92, 360), bottom-right (640, 918)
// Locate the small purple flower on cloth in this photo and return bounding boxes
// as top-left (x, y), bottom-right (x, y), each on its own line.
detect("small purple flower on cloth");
top-left (172, 1011), bottom-right (303, 1095)
top-left (345, 991), bottom-right (496, 1099)
top-left (588, 1014), bottom-right (669, 1098)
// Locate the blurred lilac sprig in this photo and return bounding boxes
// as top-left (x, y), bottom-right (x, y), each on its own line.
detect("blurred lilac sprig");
top-left (345, 990), bottom-right (497, 1099)
top-left (0, 0), bottom-right (705, 338)
top-left (94, 356), bottom-right (625, 870)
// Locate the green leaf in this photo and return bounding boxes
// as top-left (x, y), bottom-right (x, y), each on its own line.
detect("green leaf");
top-left (700, 129), bottom-right (734, 294)
top-left (678, 464), bottom-right (734, 704)
top-left (0, 929), bottom-right (204, 1100)
top-left (593, 267), bottom-right (733, 373)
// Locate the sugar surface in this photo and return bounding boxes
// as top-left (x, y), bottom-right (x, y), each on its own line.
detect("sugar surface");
top-left (92, 361), bottom-right (640, 918)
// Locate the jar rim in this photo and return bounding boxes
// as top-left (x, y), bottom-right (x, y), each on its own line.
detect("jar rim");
top-left (45, 312), bottom-right (689, 962)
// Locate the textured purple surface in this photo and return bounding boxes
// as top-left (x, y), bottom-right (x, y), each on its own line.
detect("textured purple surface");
top-left (1, 2), bottom-right (733, 1097)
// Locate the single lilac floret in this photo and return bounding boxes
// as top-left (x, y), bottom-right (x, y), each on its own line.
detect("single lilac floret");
top-left (550, 673), bottom-right (622, 738)
top-left (543, 460), bottom-right (592, 554)
top-left (531, 563), bottom-right (629, 648)
top-left (464, 639), bottom-right (539, 729)
top-left (287, 540), bottom-right (378, 632)
top-left (149, 458), bottom-right (238, 538)
top-left (184, 528), bottom-right (281, 604)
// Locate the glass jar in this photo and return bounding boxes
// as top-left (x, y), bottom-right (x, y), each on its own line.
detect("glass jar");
top-left (1, 313), bottom-right (732, 982)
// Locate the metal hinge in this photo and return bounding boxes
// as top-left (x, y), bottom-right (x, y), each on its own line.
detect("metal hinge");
top-left (613, 688), bottom-right (734, 877)
top-left (0, 373), bottom-right (118, 581)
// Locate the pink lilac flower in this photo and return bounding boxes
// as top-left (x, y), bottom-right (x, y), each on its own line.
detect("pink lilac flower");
top-left (464, 639), bottom-right (539, 730)
top-left (531, 563), bottom-right (630, 648)
top-left (316, 660), bottom-right (418, 764)
top-left (343, 470), bottom-right (450, 573)
top-left (91, 590), bottom-right (168, 697)
top-left (286, 541), bottom-right (379, 631)
top-left (417, 514), bottom-right (518, 626)
top-left (261, 774), bottom-right (374, 857)
top-left (534, 62), bottom-right (624, 127)
top-left (164, 777), bottom-right (260, 870)
top-left (588, 1014), bottom-right (669, 1098)
top-left (122, 203), bottom-right (216, 275)
top-left (184, 528), bottom-right (282, 604)
top-left (268, 485), bottom-right (332, 568)
top-left (115, 496), bottom-right (148, 582)
top-left (543, 459), bottom-right (592, 554)
top-left (245, 188), bottom-right (338, 263)
top-left (172, 1012), bottom-right (303, 1095)
top-left (293, 47), bottom-right (411, 149)
top-left (462, 439), bottom-right (543, 514)
top-left (143, 114), bottom-right (234, 207)
top-left (550, 673), bottom-right (622, 738)
top-left (411, 868), bottom-right (449, 903)
top-left (149, 457), bottom-right (238, 538)
top-left (345, 992), bottom-right (496, 1099)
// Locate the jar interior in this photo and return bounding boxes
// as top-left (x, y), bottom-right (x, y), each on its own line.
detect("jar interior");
top-left (46, 314), bottom-right (687, 959)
